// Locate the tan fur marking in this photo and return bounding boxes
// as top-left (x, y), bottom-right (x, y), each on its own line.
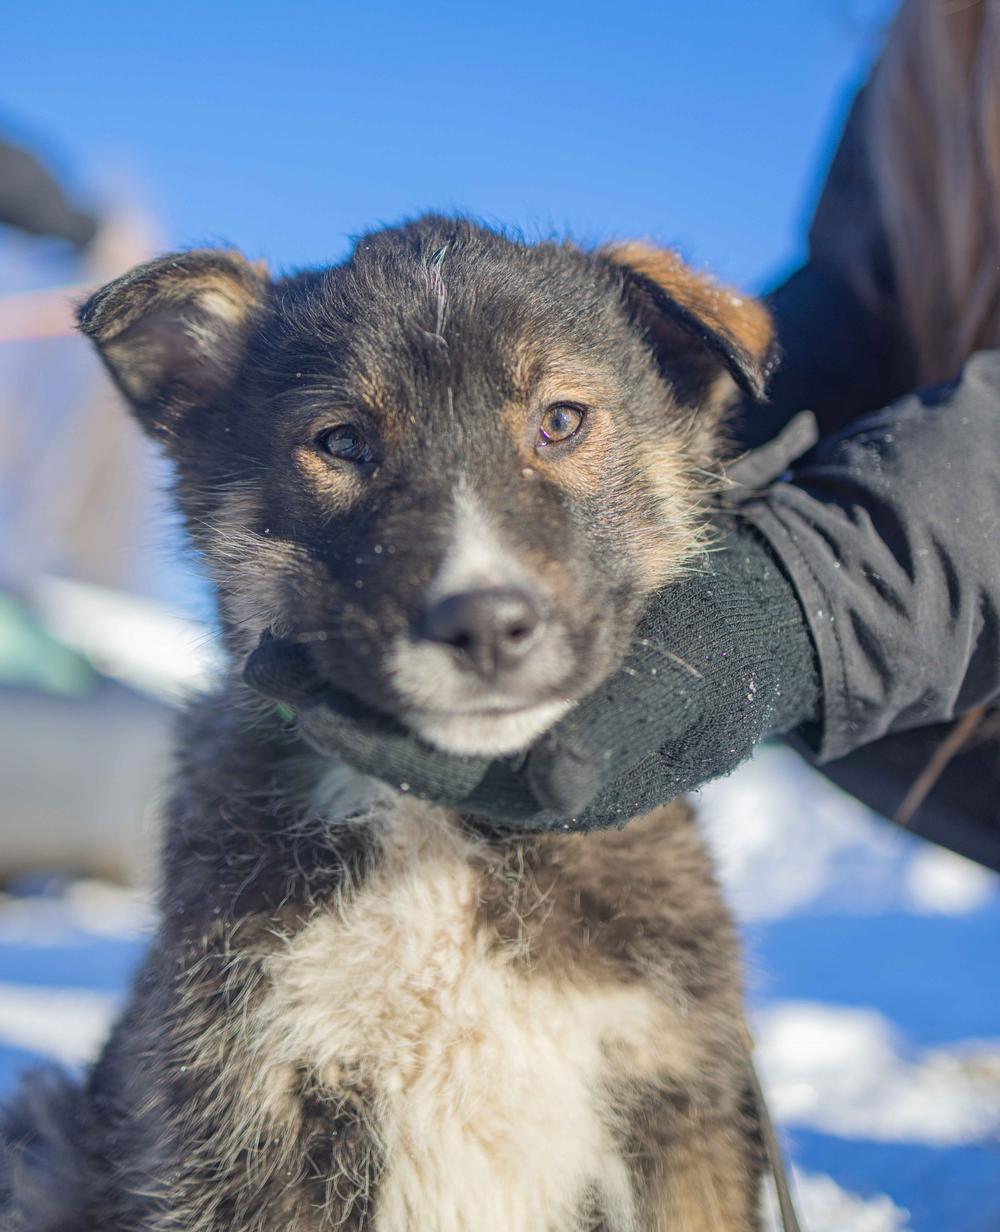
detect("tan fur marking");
top-left (293, 444), bottom-right (364, 512)
top-left (532, 406), bottom-right (620, 501)
top-left (209, 484), bottom-right (308, 649)
top-left (501, 342), bottom-right (711, 586)
top-left (633, 435), bottom-right (714, 588)
top-left (216, 479), bottom-right (262, 529)
top-left (192, 284), bottom-right (253, 326)
top-left (647, 1114), bottom-right (761, 1231)
top-left (477, 802), bottom-right (742, 1003)
top-left (499, 360), bottom-right (626, 502)
top-left (91, 262), bottom-right (262, 349)
top-left (602, 241), bottom-right (773, 365)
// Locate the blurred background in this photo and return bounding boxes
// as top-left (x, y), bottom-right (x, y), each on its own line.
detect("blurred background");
top-left (1, 3), bottom-right (997, 1229)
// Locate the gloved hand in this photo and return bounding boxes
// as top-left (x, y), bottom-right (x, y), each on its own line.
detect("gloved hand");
top-left (243, 518), bottom-right (821, 831)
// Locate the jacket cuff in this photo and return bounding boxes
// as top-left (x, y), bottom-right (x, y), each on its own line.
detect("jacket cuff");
top-left (737, 499), bottom-right (852, 762)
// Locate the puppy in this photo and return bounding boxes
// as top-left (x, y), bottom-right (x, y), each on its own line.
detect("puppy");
top-left (1, 217), bottom-right (774, 1231)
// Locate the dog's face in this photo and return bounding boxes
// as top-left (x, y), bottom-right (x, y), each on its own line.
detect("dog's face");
top-left (80, 218), bottom-right (771, 755)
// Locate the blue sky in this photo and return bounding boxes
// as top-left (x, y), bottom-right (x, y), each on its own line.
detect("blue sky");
top-left (3, 0), bottom-right (896, 291)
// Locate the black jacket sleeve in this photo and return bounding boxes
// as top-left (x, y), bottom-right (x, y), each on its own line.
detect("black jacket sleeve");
top-left (740, 350), bottom-right (1000, 763)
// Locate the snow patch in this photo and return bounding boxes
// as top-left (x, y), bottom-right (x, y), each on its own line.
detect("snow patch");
top-left (697, 745), bottom-right (1000, 921)
top-left (903, 845), bottom-right (997, 915)
top-left (763, 1170), bottom-right (911, 1232)
top-left (755, 1001), bottom-right (1000, 1144)
top-left (698, 745), bottom-right (909, 920)
top-left (65, 879), bottom-right (155, 937)
top-left (34, 573), bottom-right (223, 704)
top-left (0, 880), bottom-right (152, 945)
top-left (0, 983), bottom-right (120, 1066)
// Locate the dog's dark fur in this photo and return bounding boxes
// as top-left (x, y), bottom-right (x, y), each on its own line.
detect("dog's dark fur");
top-left (1, 218), bottom-right (774, 1231)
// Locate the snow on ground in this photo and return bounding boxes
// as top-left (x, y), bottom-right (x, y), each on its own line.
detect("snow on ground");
top-left (0, 983), bottom-right (120, 1066)
top-left (764, 1170), bottom-right (911, 1232)
top-left (1, 743), bottom-right (998, 1229)
top-left (755, 1001), bottom-right (1000, 1145)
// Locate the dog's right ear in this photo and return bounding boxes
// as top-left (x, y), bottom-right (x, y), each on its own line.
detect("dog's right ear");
top-left (601, 242), bottom-right (775, 410)
top-left (78, 249), bottom-right (268, 440)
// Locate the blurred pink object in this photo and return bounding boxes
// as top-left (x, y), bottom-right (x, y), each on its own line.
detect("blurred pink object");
top-left (0, 204), bottom-right (166, 599)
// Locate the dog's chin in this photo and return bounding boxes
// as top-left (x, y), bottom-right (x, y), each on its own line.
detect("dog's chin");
top-left (404, 698), bottom-right (575, 757)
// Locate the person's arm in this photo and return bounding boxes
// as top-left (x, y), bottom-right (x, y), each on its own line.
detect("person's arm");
top-left (740, 349), bottom-right (1000, 763)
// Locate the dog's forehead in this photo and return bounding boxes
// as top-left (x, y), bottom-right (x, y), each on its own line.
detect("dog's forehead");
top-left (267, 235), bottom-right (620, 413)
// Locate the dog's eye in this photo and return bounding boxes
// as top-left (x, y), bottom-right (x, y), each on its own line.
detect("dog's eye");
top-left (537, 403), bottom-right (585, 446)
top-left (315, 425), bottom-right (374, 464)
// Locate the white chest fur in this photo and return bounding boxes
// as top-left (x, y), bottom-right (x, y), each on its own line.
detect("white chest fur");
top-left (253, 789), bottom-right (680, 1232)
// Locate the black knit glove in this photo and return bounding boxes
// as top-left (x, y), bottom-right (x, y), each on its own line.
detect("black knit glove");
top-left (243, 520), bottom-right (820, 831)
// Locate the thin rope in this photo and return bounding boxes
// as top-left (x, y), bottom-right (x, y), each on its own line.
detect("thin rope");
top-left (894, 704), bottom-right (989, 827)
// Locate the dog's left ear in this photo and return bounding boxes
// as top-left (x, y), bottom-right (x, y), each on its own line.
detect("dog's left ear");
top-left (602, 242), bottom-right (776, 409)
top-left (78, 248), bottom-right (269, 442)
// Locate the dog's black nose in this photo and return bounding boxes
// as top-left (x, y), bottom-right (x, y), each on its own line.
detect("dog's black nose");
top-left (419, 587), bottom-right (543, 677)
